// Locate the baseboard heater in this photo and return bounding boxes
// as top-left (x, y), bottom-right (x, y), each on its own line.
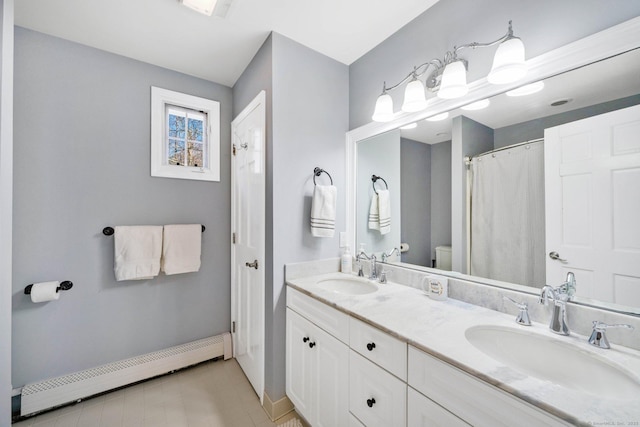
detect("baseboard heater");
top-left (21, 332), bottom-right (232, 416)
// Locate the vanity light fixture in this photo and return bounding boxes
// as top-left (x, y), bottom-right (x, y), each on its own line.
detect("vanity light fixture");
top-left (372, 21), bottom-right (526, 122)
top-left (425, 112), bottom-right (450, 122)
top-left (461, 98), bottom-right (491, 111)
top-left (180, 0), bottom-right (218, 16)
top-left (506, 80), bottom-right (544, 97)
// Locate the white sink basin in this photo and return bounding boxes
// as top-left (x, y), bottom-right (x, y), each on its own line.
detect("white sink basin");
top-left (316, 277), bottom-right (378, 295)
top-left (465, 325), bottom-right (640, 399)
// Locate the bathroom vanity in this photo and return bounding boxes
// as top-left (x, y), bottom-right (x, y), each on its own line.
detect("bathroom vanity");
top-left (285, 260), bottom-right (640, 427)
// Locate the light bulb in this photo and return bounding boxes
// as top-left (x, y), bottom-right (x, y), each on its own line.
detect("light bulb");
top-left (438, 61), bottom-right (468, 99)
top-left (488, 37), bottom-right (527, 84)
top-left (372, 93), bottom-right (395, 122)
top-left (402, 79), bottom-right (428, 112)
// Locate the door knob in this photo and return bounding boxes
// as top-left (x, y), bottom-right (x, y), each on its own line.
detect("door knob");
top-left (367, 398), bottom-right (376, 408)
top-left (548, 251), bottom-right (567, 262)
top-left (245, 260), bottom-right (259, 269)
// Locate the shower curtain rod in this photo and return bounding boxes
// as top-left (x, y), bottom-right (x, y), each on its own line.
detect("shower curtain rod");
top-left (464, 137), bottom-right (544, 166)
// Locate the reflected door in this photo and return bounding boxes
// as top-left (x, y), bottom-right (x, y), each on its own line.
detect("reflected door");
top-left (544, 104), bottom-right (640, 305)
top-left (231, 91), bottom-right (266, 401)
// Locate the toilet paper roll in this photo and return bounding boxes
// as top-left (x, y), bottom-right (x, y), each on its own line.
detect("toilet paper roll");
top-left (30, 281), bottom-right (61, 303)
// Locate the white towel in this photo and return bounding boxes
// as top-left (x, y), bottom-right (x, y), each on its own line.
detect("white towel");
top-left (310, 185), bottom-right (336, 237)
top-left (378, 189), bottom-right (391, 235)
top-left (161, 224), bottom-right (202, 275)
top-left (114, 226), bottom-right (163, 281)
top-left (368, 193), bottom-right (380, 230)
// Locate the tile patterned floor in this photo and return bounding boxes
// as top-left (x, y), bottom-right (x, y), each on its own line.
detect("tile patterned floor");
top-left (13, 359), bottom-right (300, 427)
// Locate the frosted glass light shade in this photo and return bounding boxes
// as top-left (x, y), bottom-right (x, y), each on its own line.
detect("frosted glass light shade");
top-left (506, 81), bottom-right (544, 97)
top-left (487, 37), bottom-right (527, 84)
top-left (438, 61), bottom-right (468, 99)
top-left (426, 112), bottom-right (449, 122)
top-left (372, 93), bottom-right (395, 122)
top-left (402, 79), bottom-right (428, 112)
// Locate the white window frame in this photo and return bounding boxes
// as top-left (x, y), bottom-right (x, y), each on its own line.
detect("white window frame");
top-left (151, 86), bottom-right (220, 181)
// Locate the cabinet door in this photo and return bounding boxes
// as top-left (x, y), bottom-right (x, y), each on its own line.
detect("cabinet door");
top-left (314, 323), bottom-right (349, 427)
top-left (349, 351), bottom-right (406, 427)
top-left (286, 309), bottom-right (315, 420)
top-left (408, 387), bottom-right (469, 427)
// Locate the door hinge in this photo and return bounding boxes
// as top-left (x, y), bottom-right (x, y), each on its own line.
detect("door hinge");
top-left (232, 321), bottom-right (236, 333)
top-left (232, 144), bottom-right (236, 156)
top-left (232, 232), bottom-right (236, 244)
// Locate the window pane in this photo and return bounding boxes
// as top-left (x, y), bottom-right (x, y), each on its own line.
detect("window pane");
top-left (188, 141), bottom-right (203, 167)
top-left (188, 118), bottom-right (204, 142)
top-left (168, 139), bottom-right (185, 165)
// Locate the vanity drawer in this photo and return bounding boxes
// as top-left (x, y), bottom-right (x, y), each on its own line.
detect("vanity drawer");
top-left (408, 346), bottom-right (569, 427)
top-left (349, 317), bottom-right (407, 380)
top-left (287, 286), bottom-right (349, 344)
top-left (407, 386), bottom-right (470, 427)
top-left (349, 351), bottom-right (406, 427)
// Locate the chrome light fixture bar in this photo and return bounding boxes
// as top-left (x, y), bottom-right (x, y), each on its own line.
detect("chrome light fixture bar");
top-left (372, 21), bottom-right (527, 122)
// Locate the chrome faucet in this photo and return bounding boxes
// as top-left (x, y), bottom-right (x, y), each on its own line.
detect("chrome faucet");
top-left (539, 272), bottom-right (576, 335)
top-left (357, 250), bottom-right (378, 280)
top-left (588, 321), bottom-right (634, 349)
top-left (381, 247), bottom-right (400, 263)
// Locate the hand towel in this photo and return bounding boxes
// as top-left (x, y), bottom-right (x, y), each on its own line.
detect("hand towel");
top-left (310, 185), bottom-right (336, 237)
top-left (162, 224), bottom-right (202, 275)
top-left (114, 226), bottom-right (163, 281)
top-left (377, 189), bottom-right (391, 235)
top-left (368, 193), bottom-right (380, 230)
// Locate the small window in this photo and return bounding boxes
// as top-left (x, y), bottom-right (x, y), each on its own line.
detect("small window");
top-left (151, 87), bottom-right (220, 181)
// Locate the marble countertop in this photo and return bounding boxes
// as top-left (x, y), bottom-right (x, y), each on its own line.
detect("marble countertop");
top-left (286, 271), bottom-right (640, 426)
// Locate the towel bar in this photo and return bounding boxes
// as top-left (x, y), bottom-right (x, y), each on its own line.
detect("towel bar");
top-left (371, 175), bottom-right (388, 194)
top-left (313, 167), bottom-right (333, 185)
top-left (102, 225), bottom-right (205, 236)
top-left (24, 281), bottom-right (73, 295)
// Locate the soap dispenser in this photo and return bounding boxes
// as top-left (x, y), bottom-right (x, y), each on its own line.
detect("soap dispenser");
top-left (341, 245), bottom-right (353, 273)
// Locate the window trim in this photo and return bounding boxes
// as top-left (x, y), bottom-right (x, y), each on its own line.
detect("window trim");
top-left (151, 86), bottom-right (220, 182)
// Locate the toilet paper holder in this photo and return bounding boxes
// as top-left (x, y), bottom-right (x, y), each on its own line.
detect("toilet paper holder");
top-left (24, 281), bottom-right (73, 295)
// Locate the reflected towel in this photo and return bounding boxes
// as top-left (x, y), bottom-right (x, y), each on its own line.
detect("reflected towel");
top-left (114, 226), bottom-right (163, 281)
top-left (378, 190), bottom-right (391, 235)
top-left (368, 193), bottom-right (379, 230)
top-left (311, 185), bottom-right (336, 237)
top-left (161, 224), bottom-right (202, 275)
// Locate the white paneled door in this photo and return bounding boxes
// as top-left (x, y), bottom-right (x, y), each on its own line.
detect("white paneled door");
top-left (231, 91), bottom-right (266, 402)
top-left (544, 104), bottom-right (640, 305)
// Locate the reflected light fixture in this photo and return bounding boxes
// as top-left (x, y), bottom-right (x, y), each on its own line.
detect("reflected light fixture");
top-left (461, 98), bottom-right (491, 111)
top-left (372, 21), bottom-right (526, 122)
top-left (180, 0), bottom-right (218, 16)
top-left (506, 81), bottom-right (544, 97)
top-left (400, 122), bottom-right (418, 130)
top-left (425, 112), bottom-right (450, 122)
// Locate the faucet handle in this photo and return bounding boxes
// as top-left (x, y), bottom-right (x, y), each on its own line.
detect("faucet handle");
top-left (378, 269), bottom-right (391, 284)
top-left (588, 321), bottom-right (634, 349)
top-left (503, 296), bottom-right (531, 326)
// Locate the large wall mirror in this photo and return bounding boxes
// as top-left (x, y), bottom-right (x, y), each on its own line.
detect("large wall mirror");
top-left (348, 18), bottom-right (640, 316)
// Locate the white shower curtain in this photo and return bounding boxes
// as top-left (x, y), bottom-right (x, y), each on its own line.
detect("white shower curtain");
top-left (469, 141), bottom-right (545, 287)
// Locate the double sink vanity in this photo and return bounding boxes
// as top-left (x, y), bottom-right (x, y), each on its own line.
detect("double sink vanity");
top-left (285, 259), bottom-right (640, 427)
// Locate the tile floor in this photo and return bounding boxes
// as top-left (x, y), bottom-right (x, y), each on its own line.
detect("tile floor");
top-left (13, 359), bottom-right (302, 427)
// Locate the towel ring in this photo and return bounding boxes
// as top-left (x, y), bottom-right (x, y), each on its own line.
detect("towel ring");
top-left (371, 175), bottom-right (388, 194)
top-left (102, 225), bottom-right (205, 235)
top-left (313, 167), bottom-right (333, 186)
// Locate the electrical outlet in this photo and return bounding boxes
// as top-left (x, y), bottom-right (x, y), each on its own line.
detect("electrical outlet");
top-left (339, 231), bottom-right (347, 248)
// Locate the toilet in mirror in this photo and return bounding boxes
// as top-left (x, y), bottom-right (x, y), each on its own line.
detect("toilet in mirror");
top-left (349, 47), bottom-right (640, 315)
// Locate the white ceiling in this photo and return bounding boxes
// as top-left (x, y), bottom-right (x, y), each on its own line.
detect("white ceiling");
top-left (15, 0), bottom-right (440, 87)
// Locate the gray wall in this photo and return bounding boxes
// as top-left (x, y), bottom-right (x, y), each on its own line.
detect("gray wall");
top-left (349, 0), bottom-right (640, 129)
top-left (233, 32), bottom-right (349, 401)
top-left (400, 138), bottom-right (430, 266)
top-left (12, 28), bottom-right (233, 388)
top-left (494, 94), bottom-right (640, 148)
top-left (430, 140), bottom-right (452, 263)
top-left (0, 0), bottom-right (13, 423)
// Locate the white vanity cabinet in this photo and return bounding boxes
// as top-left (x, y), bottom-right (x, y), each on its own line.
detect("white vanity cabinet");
top-left (408, 346), bottom-right (570, 427)
top-left (286, 288), bottom-right (350, 427)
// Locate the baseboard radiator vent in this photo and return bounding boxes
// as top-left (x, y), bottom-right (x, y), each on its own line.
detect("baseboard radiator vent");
top-left (21, 332), bottom-right (232, 416)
